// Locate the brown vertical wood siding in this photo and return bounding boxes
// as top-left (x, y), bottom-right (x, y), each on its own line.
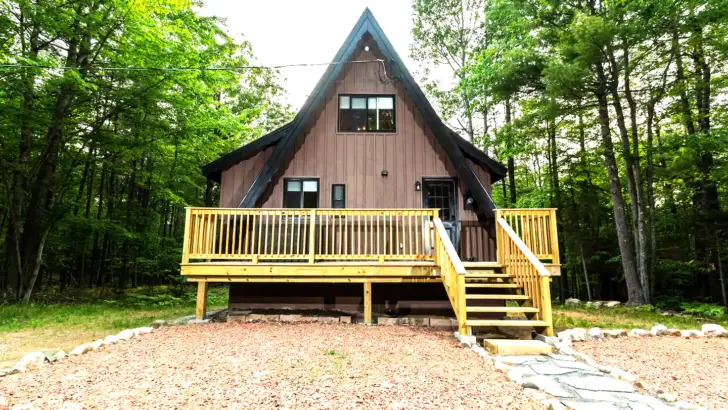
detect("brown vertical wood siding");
top-left (219, 147), bottom-right (273, 208)
top-left (218, 48), bottom-right (495, 261)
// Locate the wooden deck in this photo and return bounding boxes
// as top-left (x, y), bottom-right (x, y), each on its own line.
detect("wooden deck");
top-left (180, 208), bottom-right (560, 337)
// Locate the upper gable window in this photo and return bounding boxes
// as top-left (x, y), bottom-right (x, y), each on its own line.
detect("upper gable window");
top-left (338, 95), bottom-right (395, 132)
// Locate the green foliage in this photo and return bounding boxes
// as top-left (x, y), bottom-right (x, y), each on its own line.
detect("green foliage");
top-left (0, 0), bottom-right (293, 300)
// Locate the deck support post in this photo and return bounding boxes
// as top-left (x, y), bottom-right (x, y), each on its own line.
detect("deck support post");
top-left (196, 281), bottom-right (208, 319)
top-left (363, 281), bottom-right (372, 324)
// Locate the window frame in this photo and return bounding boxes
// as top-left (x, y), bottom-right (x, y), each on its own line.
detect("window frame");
top-left (337, 94), bottom-right (396, 133)
top-left (331, 184), bottom-right (346, 208)
top-left (282, 177), bottom-right (320, 208)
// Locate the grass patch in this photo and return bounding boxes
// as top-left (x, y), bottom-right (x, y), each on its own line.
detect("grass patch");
top-left (554, 305), bottom-right (728, 331)
top-left (0, 285), bottom-right (227, 367)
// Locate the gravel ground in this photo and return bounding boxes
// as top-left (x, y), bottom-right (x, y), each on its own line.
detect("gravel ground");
top-left (0, 323), bottom-right (540, 409)
top-left (577, 337), bottom-right (728, 409)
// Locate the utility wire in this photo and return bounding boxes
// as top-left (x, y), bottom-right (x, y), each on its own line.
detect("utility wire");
top-left (0, 58), bottom-right (387, 72)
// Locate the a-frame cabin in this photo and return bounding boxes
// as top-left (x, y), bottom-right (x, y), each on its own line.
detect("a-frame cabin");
top-left (181, 9), bottom-right (560, 338)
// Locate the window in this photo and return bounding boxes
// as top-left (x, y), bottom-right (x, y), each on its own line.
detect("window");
top-left (283, 178), bottom-right (319, 208)
top-left (332, 184), bottom-right (346, 208)
top-left (338, 95), bottom-right (395, 132)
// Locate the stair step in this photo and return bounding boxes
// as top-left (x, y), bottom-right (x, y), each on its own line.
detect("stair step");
top-left (466, 319), bottom-right (549, 327)
top-left (464, 273), bottom-right (513, 279)
top-left (462, 262), bottom-right (502, 269)
top-left (466, 306), bottom-right (539, 313)
top-left (465, 294), bottom-right (529, 300)
top-left (465, 283), bottom-right (521, 288)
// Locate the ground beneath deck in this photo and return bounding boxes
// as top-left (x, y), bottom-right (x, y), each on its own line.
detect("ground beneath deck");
top-left (1, 323), bottom-right (540, 409)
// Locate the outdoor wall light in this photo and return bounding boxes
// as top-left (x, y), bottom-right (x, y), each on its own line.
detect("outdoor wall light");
top-left (415, 181), bottom-right (421, 191)
top-left (381, 169), bottom-right (388, 177)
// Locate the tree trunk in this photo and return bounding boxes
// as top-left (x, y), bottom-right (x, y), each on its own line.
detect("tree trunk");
top-left (505, 98), bottom-right (516, 206)
top-left (595, 62), bottom-right (644, 305)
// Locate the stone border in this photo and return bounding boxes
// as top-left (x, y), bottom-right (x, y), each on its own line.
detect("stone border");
top-left (537, 323), bottom-right (727, 410)
top-left (0, 308), bottom-right (233, 378)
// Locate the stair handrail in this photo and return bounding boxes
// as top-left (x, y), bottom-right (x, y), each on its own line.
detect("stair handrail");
top-left (496, 216), bottom-right (554, 336)
top-left (496, 218), bottom-right (551, 277)
top-left (433, 218), bottom-right (467, 275)
top-left (433, 218), bottom-right (468, 335)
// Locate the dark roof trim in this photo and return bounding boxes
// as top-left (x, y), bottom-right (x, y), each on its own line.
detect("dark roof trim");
top-left (451, 129), bottom-right (507, 183)
top-left (201, 123), bottom-right (292, 183)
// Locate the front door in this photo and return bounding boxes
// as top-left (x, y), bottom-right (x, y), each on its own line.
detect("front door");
top-left (422, 178), bottom-right (459, 249)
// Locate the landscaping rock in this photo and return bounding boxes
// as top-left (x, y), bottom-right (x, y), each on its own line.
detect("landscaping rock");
top-left (244, 314), bottom-right (275, 323)
top-left (280, 314), bottom-right (302, 322)
top-left (429, 318), bottom-right (453, 329)
top-left (116, 329), bottom-right (135, 340)
top-left (628, 328), bottom-right (650, 337)
top-left (571, 328), bottom-right (587, 341)
top-left (14, 352), bottom-right (47, 371)
top-left (406, 317), bottom-right (429, 326)
top-left (586, 301), bottom-right (603, 308)
top-left (701, 323), bottom-right (727, 337)
top-left (535, 334), bottom-right (559, 346)
top-left (602, 329), bottom-right (627, 338)
top-left (604, 301), bottom-right (622, 308)
top-left (104, 335), bottom-right (119, 345)
top-left (588, 327), bottom-right (603, 339)
top-left (339, 316), bottom-right (352, 324)
top-left (134, 327), bottom-right (153, 335)
top-left (91, 339), bottom-right (104, 350)
top-left (1, 367), bottom-right (20, 377)
top-left (53, 351), bottom-right (68, 361)
top-left (564, 298), bottom-right (581, 307)
top-left (664, 328), bottom-right (681, 336)
top-left (187, 318), bottom-right (212, 325)
top-left (679, 329), bottom-right (703, 338)
top-left (554, 340), bottom-right (572, 351)
top-left (609, 368), bottom-right (637, 382)
top-left (70, 343), bottom-right (92, 355)
top-left (151, 320), bottom-right (167, 328)
top-left (557, 329), bottom-right (573, 341)
top-left (650, 324), bottom-right (668, 336)
top-left (657, 392), bottom-right (677, 402)
top-left (316, 316), bottom-right (339, 324)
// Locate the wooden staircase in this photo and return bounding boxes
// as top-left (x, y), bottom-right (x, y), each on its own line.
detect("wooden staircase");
top-left (432, 210), bottom-right (557, 340)
top-left (462, 262), bottom-right (550, 332)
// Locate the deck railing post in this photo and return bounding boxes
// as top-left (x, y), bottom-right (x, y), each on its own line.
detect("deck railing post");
top-left (549, 209), bottom-right (560, 264)
top-left (182, 208), bottom-right (191, 264)
top-left (540, 276), bottom-right (554, 336)
top-left (308, 209), bottom-right (316, 264)
top-left (457, 273), bottom-right (469, 335)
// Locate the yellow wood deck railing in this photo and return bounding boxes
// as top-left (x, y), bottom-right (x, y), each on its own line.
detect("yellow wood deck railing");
top-left (182, 208), bottom-right (440, 263)
top-left (432, 218), bottom-right (468, 335)
top-left (497, 209), bottom-right (560, 264)
top-left (495, 210), bottom-right (555, 336)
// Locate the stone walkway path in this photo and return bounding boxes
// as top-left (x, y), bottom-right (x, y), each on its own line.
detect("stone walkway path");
top-left (494, 354), bottom-right (677, 410)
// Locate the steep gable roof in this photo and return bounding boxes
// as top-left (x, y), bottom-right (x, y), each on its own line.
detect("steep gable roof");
top-left (204, 8), bottom-right (505, 217)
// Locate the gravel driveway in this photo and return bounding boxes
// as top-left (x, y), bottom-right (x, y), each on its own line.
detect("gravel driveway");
top-left (1, 323), bottom-right (540, 409)
top-left (577, 337), bottom-right (728, 409)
